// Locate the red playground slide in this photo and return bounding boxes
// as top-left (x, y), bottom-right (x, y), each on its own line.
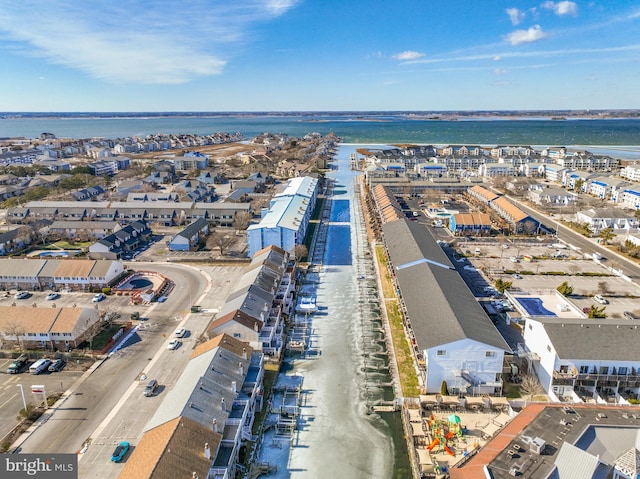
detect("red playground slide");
top-left (427, 438), bottom-right (440, 451)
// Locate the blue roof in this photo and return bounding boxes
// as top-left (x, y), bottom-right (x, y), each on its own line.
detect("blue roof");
top-left (592, 181), bottom-right (607, 187)
top-left (623, 189), bottom-right (640, 197)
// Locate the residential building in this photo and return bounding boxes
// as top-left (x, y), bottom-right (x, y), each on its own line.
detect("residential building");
top-left (118, 334), bottom-right (264, 479)
top-left (0, 258), bottom-right (125, 291)
top-left (381, 218), bottom-right (511, 395)
top-left (167, 218), bottom-right (210, 251)
top-left (0, 306), bottom-right (100, 350)
top-left (88, 221), bottom-right (151, 259)
top-left (207, 246), bottom-right (294, 357)
top-left (522, 317), bottom-right (640, 403)
top-left (575, 208), bottom-right (638, 233)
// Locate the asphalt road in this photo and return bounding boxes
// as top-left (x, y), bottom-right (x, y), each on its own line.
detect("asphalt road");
top-left (10, 262), bottom-right (245, 478)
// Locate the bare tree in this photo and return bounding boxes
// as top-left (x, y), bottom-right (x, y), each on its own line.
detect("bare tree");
top-left (294, 244), bottom-right (308, 261)
top-left (597, 281), bottom-right (609, 294)
top-left (4, 320), bottom-right (26, 351)
top-left (233, 212), bottom-right (253, 231)
top-left (207, 230), bottom-right (234, 255)
top-left (520, 373), bottom-right (544, 401)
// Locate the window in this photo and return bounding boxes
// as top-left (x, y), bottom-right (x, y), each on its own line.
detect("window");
top-left (528, 324), bottom-right (533, 330)
top-left (618, 367), bottom-right (628, 375)
top-left (599, 366), bottom-right (609, 375)
top-left (547, 345), bottom-right (552, 352)
top-left (486, 351), bottom-right (496, 357)
top-left (233, 333), bottom-right (241, 338)
top-left (437, 350), bottom-right (446, 356)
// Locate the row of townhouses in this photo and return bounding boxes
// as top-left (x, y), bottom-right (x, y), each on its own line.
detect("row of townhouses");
top-left (118, 334), bottom-right (264, 479)
top-left (207, 245), bottom-right (295, 358)
top-left (7, 200), bottom-right (251, 227)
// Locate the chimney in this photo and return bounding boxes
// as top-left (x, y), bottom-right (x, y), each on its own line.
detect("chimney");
top-left (242, 347), bottom-right (247, 360)
top-left (232, 381), bottom-right (237, 394)
top-left (239, 362), bottom-right (244, 376)
top-left (204, 443), bottom-right (210, 459)
top-left (212, 418), bottom-right (218, 433)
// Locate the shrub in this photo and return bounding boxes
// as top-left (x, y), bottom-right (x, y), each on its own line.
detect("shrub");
top-left (440, 380), bottom-right (449, 396)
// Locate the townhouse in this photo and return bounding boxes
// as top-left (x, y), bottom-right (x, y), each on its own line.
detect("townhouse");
top-left (0, 306), bottom-right (101, 350)
top-left (207, 246), bottom-right (294, 357)
top-left (118, 334), bottom-right (264, 479)
top-left (381, 217), bottom-right (511, 395)
top-left (167, 218), bottom-right (210, 251)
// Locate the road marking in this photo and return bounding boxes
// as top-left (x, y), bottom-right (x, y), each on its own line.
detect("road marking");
top-left (0, 392), bottom-right (18, 409)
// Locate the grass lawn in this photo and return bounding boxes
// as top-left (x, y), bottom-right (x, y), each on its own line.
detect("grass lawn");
top-left (375, 245), bottom-right (420, 397)
top-left (51, 240), bottom-right (92, 250)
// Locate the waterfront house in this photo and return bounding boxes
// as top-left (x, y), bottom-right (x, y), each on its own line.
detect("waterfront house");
top-left (381, 218), bottom-right (511, 395)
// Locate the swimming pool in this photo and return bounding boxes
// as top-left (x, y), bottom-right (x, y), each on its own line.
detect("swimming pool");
top-left (325, 225), bottom-right (352, 265)
top-left (39, 251), bottom-right (71, 258)
top-left (515, 297), bottom-right (557, 317)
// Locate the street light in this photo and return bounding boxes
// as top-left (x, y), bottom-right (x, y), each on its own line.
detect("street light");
top-left (17, 384), bottom-right (27, 412)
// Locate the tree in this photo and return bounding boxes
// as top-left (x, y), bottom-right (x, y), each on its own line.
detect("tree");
top-left (580, 223), bottom-right (593, 237)
top-left (440, 380), bottom-right (449, 396)
top-left (587, 305), bottom-right (607, 318)
top-left (556, 281), bottom-right (574, 296)
top-left (598, 227), bottom-right (615, 245)
top-left (494, 278), bottom-right (512, 293)
top-left (4, 320), bottom-right (26, 351)
top-left (574, 178), bottom-right (584, 192)
top-left (520, 373), bottom-right (544, 401)
top-left (207, 230), bottom-right (234, 255)
top-left (597, 281), bottom-right (609, 294)
top-left (294, 244), bottom-right (308, 261)
top-left (232, 212), bottom-right (253, 231)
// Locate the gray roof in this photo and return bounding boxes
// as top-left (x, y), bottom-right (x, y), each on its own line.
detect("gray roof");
top-left (382, 219), bottom-right (510, 352)
top-left (175, 218), bottom-right (208, 239)
top-left (536, 318), bottom-right (640, 361)
top-left (551, 442), bottom-right (601, 479)
top-left (145, 344), bottom-right (250, 432)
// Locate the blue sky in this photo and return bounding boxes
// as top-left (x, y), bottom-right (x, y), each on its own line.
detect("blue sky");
top-left (0, 0), bottom-right (639, 111)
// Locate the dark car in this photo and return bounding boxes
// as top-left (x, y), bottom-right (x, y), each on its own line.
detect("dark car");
top-left (624, 311), bottom-right (638, 320)
top-left (48, 358), bottom-right (66, 372)
top-left (110, 442), bottom-right (129, 462)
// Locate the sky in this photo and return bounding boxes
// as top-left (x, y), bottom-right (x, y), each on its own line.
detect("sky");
top-left (0, 0), bottom-right (639, 112)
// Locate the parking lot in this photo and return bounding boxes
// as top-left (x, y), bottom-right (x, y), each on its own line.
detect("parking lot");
top-left (448, 238), bottom-right (640, 320)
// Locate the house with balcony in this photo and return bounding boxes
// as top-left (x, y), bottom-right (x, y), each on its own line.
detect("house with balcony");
top-left (620, 164), bottom-right (640, 182)
top-left (207, 246), bottom-right (293, 358)
top-left (381, 218), bottom-right (511, 395)
top-left (575, 208), bottom-right (638, 233)
top-left (521, 317), bottom-right (640, 404)
top-left (118, 334), bottom-right (264, 479)
top-left (478, 163), bottom-right (515, 178)
top-left (167, 218), bottom-right (210, 251)
top-left (615, 187), bottom-right (640, 209)
top-left (88, 221), bottom-right (151, 259)
top-left (247, 176), bottom-right (317, 258)
top-left (528, 187), bottom-right (578, 206)
top-left (584, 176), bottom-right (631, 200)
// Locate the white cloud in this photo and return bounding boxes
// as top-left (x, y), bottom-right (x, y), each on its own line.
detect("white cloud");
top-left (504, 25), bottom-right (548, 45)
top-left (393, 51), bottom-right (425, 61)
top-left (0, 1), bottom-right (299, 84)
top-left (493, 55), bottom-right (503, 61)
top-left (506, 8), bottom-right (526, 25)
top-left (541, 1), bottom-right (578, 16)
top-left (493, 69), bottom-right (511, 75)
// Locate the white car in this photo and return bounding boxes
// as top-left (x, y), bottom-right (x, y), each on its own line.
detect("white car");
top-left (92, 293), bottom-right (106, 302)
top-left (174, 327), bottom-right (187, 338)
top-left (46, 292), bottom-right (59, 301)
top-left (167, 339), bottom-right (180, 350)
top-left (593, 294), bottom-right (608, 305)
top-left (14, 291), bottom-right (29, 299)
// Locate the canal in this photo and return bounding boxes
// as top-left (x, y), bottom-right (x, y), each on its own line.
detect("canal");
top-left (257, 144), bottom-right (411, 478)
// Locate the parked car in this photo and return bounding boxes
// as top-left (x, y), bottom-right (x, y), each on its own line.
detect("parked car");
top-left (593, 294), bottom-right (608, 305)
top-left (509, 256), bottom-right (519, 263)
top-left (110, 442), bottom-right (130, 462)
top-left (14, 291), bottom-right (29, 299)
top-left (174, 327), bottom-right (187, 338)
top-left (7, 354), bottom-right (29, 374)
top-left (48, 358), bottom-right (66, 372)
top-left (512, 273), bottom-right (522, 279)
top-left (624, 311), bottom-right (638, 320)
top-left (167, 339), bottom-right (180, 350)
top-left (144, 379), bottom-right (159, 397)
top-left (46, 292), bottom-right (59, 301)
top-left (92, 293), bottom-right (106, 302)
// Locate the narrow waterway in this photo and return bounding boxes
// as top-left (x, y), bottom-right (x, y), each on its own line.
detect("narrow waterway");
top-left (257, 144), bottom-right (410, 478)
